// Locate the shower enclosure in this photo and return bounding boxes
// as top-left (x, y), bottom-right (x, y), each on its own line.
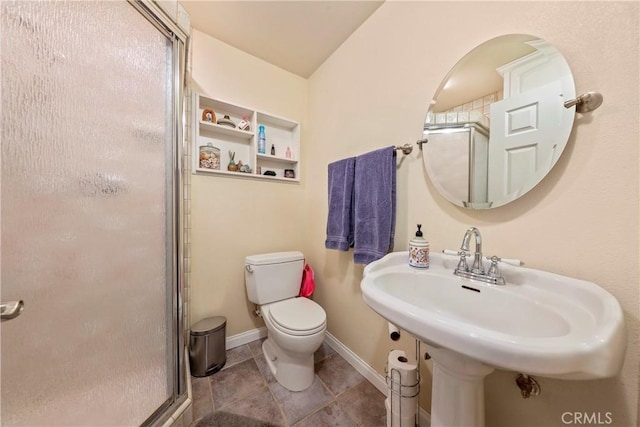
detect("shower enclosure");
top-left (424, 122), bottom-right (490, 208)
top-left (1, 1), bottom-right (187, 425)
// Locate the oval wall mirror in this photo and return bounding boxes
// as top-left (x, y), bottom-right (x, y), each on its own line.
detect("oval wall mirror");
top-left (423, 34), bottom-right (576, 209)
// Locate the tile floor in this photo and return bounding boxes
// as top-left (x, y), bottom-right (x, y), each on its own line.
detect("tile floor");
top-left (190, 338), bottom-right (387, 426)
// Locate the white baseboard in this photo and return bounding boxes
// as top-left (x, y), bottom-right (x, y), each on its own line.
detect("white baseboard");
top-left (419, 407), bottom-right (432, 427)
top-left (324, 332), bottom-right (388, 394)
top-left (226, 326), bottom-right (267, 350)
top-left (226, 328), bottom-right (430, 426)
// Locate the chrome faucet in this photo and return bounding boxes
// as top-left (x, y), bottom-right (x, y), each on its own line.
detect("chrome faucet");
top-left (461, 227), bottom-right (484, 274)
top-left (454, 227), bottom-right (506, 285)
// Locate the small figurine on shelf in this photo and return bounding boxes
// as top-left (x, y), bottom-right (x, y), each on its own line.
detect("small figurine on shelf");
top-left (227, 150), bottom-right (238, 172)
top-left (202, 109), bottom-right (215, 123)
top-left (217, 115), bottom-right (236, 128)
top-left (239, 162), bottom-right (252, 173)
top-left (238, 116), bottom-right (251, 131)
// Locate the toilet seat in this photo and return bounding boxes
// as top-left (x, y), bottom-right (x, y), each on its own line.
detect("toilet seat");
top-left (265, 298), bottom-right (326, 336)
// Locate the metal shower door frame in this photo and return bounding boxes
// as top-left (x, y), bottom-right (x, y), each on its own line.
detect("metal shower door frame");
top-left (127, 2), bottom-right (188, 425)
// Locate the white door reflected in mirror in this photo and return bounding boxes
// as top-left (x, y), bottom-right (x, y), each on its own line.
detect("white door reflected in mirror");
top-left (423, 34), bottom-right (576, 209)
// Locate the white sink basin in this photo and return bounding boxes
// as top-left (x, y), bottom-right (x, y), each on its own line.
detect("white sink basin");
top-left (361, 251), bottom-right (626, 380)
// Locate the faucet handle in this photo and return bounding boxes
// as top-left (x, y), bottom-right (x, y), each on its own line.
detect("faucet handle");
top-left (486, 256), bottom-right (506, 285)
top-left (487, 256), bottom-right (501, 278)
top-left (456, 250), bottom-right (469, 272)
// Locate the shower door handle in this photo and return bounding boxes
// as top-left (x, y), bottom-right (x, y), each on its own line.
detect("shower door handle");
top-left (1, 300), bottom-right (24, 321)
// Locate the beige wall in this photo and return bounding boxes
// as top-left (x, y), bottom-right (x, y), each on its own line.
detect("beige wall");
top-left (189, 30), bottom-right (308, 336)
top-left (305, 2), bottom-right (639, 427)
top-left (189, 2), bottom-right (639, 425)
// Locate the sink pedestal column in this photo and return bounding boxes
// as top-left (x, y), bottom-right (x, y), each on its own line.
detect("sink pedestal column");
top-left (426, 346), bottom-right (495, 427)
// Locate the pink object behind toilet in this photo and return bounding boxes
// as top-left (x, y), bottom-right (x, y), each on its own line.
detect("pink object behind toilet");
top-left (299, 264), bottom-right (315, 297)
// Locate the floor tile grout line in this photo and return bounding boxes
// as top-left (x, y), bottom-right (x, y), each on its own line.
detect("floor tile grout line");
top-left (211, 356), bottom-right (272, 414)
top-left (313, 372), bottom-right (334, 395)
top-left (222, 344), bottom-right (254, 371)
top-left (328, 377), bottom-right (372, 427)
top-left (262, 372), bottom-right (289, 426)
top-left (253, 350), bottom-right (290, 426)
top-left (289, 400), bottom-right (333, 427)
top-left (271, 391), bottom-right (290, 427)
top-left (304, 355), bottom-right (365, 427)
top-left (208, 377), bottom-right (215, 412)
top-left (263, 351), bottom-right (341, 426)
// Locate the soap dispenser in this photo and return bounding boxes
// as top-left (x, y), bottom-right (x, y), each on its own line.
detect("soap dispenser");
top-left (409, 224), bottom-right (429, 268)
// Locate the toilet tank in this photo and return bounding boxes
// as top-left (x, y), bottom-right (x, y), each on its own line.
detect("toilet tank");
top-left (245, 251), bottom-right (305, 305)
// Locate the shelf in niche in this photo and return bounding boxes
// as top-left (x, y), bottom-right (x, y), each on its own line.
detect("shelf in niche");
top-left (194, 167), bottom-right (249, 177)
top-left (258, 112), bottom-right (299, 130)
top-left (256, 153), bottom-right (298, 165)
top-left (199, 121), bottom-right (254, 140)
top-left (258, 174), bottom-right (299, 182)
top-left (194, 167), bottom-right (299, 182)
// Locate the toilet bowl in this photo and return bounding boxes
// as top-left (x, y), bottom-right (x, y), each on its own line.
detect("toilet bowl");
top-left (245, 252), bottom-right (327, 391)
top-left (261, 298), bottom-right (326, 391)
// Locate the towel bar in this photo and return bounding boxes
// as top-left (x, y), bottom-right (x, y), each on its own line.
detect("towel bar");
top-left (394, 144), bottom-right (413, 155)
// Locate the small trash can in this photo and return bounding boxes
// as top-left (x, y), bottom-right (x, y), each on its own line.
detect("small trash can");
top-left (189, 316), bottom-right (226, 377)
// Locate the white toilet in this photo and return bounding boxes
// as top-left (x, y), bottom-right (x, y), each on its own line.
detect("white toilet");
top-left (245, 251), bottom-right (327, 391)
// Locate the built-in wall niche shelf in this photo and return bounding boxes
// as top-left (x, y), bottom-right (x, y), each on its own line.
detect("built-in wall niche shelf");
top-left (193, 92), bottom-right (300, 182)
top-left (256, 153), bottom-right (298, 165)
top-left (199, 120), bottom-right (253, 140)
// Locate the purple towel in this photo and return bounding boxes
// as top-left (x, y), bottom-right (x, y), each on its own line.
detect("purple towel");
top-left (325, 157), bottom-right (356, 250)
top-left (353, 147), bottom-right (396, 264)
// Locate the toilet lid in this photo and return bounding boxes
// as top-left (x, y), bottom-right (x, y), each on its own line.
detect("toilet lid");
top-left (269, 298), bottom-right (326, 333)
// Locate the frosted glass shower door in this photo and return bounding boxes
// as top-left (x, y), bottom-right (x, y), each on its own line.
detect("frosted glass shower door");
top-left (1, 1), bottom-right (178, 425)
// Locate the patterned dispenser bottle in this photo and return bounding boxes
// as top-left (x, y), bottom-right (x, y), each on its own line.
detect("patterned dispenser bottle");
top-left (409, 224), bottom-right (430, 268)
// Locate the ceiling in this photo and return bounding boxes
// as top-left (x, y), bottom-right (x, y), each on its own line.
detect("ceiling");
top-left (180, 1), bottom-right (385, 78)
top-left (433, 34), bottom-right (537, 112)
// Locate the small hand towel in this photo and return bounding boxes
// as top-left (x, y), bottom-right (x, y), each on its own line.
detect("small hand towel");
top-left (353, 146), bottom-right (396, 264)
top-left (325, 157), bottom-right (356, 250)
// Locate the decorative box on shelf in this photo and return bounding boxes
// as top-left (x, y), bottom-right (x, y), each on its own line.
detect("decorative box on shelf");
top-left (193, 92), bottom-right (300, 182)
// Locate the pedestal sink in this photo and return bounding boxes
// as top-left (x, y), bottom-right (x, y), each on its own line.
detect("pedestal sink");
top-left (361, 252), bottom-right (626, 427)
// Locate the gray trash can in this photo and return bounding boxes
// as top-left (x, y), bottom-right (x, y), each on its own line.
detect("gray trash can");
top-left (189, 316), bottom-right (226, 377)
